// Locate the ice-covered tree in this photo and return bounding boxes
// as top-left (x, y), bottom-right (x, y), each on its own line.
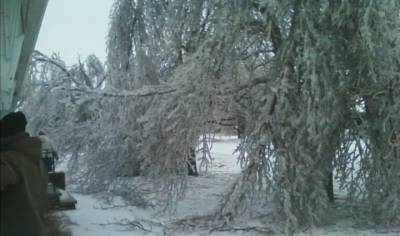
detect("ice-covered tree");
top-left (217, 0), bottom-right (400, 232)
top-left (22, 0), bottom-right (400, 233)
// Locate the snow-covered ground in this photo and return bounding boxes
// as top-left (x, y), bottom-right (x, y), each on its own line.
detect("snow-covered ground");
top-left (57, 137), bottom-right (400, 236)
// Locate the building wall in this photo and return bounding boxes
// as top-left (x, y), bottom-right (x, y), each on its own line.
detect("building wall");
top-left (0, 0), bottom-right (48, 116)
top-left (0, 0), bottom-right (24, 113)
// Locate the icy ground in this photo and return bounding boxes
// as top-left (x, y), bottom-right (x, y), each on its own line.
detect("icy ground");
top-left (57, 137), bottom-right (400, 236)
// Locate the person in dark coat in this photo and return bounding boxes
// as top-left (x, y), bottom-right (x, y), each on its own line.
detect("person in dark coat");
top-left (0, 111), bottom-right (48, 236)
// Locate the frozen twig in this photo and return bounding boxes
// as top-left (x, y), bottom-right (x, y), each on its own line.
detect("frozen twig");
top-left (210, 225), bottom-right (276, 235)
top-left (97, 218), bottom-right (153, 232)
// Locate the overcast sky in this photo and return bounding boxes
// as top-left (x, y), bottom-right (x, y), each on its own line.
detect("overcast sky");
top-left (35, 0), bottom-right (114, 66)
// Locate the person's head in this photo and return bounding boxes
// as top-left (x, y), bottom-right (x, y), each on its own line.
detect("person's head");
top-left (0, 112), bottom-right (28, 138)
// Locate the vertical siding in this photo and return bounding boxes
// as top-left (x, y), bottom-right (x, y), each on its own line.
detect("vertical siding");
top-left (0, 0), bottom-right (47, 114)
top-left (1, 0), bottom-right (24, 112)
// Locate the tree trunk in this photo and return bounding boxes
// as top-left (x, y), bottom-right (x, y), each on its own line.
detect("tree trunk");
top-left (187, 147), bottom-right (198, 176)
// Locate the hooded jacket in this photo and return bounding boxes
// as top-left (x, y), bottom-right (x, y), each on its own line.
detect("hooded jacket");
top-left (1, 132), bottom-right (48, 236)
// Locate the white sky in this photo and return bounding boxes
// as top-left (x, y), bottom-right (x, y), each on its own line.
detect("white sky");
top-left (35, 0), bottom-right (114, 66)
